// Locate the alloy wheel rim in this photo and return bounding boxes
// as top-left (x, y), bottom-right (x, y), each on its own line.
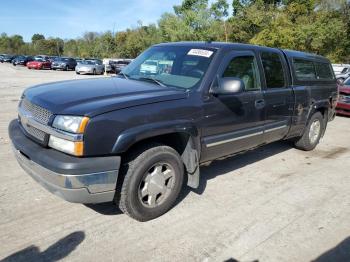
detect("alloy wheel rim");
top-left (309, 119), bottom-right (321, 144)
top-left (138, 162), bottom-right (175, 208)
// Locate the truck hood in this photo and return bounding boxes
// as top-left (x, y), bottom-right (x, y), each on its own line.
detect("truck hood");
top-left (23, 77), bottom-right (188, 116)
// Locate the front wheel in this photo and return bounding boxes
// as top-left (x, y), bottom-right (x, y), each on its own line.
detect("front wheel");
top-left (117, 144), bottom-right (184, 221)
top-left (294, 112), bottom-right (325, 151)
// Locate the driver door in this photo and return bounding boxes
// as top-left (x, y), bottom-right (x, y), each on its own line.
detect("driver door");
top-left (200, 50), bottom-right (266, 162)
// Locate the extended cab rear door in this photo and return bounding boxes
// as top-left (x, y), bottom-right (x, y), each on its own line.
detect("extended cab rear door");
top-left (258, 50), bottom-right (294, 143)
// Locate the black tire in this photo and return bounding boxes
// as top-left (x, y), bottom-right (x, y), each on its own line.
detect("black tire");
top-left (294, 112), bottom-right (324, 151)
top-left (76, 72), bottom-right (80, 75)
top-left (65, 65), bottom-right (69, 71)
top-left (92, 69), bottom-right (96, 75)
top-left (118, 144), bottom-right (184, 221)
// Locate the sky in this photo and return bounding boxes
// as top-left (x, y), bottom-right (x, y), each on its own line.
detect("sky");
top-left (0, 0), bottom-right (183, 42)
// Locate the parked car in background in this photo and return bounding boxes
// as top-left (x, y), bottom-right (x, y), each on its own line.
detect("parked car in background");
top-left (332, 64), bottom-right (350, 82)
top-left (1, 54), bottom-right (16, 63)
top-left (12, 56), bottom-right (34, 66)
top-left (48, 56), bottom-right (59, 62)
top-left (35, 55), bottom-right (50, 61)
top-left (27, 56), bottom-right (51, 70)
top-left (140, 60), bottom-right (158, 74)
top-left (337, 77), bottom-right (350, 116)
top-left (75, 58), bottom-right (83, 65)
top-left (51, 57), bottom-right (77, 71)
top-left (110, 60), bottom-right (131, 74)
top-left (336, 67), bottom-right (350, 82)
top-left (75, 59), bottom-right (104, 75)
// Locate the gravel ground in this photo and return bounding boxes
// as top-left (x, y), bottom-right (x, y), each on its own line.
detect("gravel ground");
top-left (0, 63), bottom-right (349, 262)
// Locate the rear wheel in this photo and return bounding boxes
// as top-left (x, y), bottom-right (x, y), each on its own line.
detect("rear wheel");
top-left (294, 112), bottom-right (324, 151)
top-left (117, 144), bottom-right (184, 221)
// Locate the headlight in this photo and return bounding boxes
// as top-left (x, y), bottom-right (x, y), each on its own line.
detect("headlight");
top-left (48, 135), bottom-right (83, 156)
top-left (52, 115), bottom-right (89, 133)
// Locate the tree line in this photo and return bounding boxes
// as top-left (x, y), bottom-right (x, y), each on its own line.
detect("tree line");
top-left (0, 0), bottom-right (349, 63)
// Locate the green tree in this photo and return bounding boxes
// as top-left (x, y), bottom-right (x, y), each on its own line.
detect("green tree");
top-left (31, 34), bottom-right (45, 43)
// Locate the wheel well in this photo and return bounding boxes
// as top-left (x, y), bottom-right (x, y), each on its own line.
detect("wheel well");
top-left (122, 132), bottom-right (191, 159)
top-left (316, 107), bottom-right (328, 120)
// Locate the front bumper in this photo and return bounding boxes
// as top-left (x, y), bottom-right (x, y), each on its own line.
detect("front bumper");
top-left (336, 102), bottom-right (350, 116)
top-left (27, 65), bottom-right (41, 69)
top-left (76, 67), bottom-right (94, 74)
top-left (52, 65), bottom-right (65, 69)
top-left (9, 120), bottom-right (121, 203)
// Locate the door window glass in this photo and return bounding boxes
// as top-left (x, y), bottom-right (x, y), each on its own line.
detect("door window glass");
top-left (222, 56), bottom-right (261, 91)
top-left (261, 52), bottom-right (285, 88)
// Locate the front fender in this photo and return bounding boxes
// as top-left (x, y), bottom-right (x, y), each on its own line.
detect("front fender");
top-left (111, 120), bottom-right (199, 154)
top-left (112, 120), bottom-right (201, 188)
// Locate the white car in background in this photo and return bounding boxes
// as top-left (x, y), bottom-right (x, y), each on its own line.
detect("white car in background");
top-left (75, 59), bottom-right (104, 75)
top-left (332, 64), bottom-right (350, 82)
top-left (140, 60), bottom-right (158, 75)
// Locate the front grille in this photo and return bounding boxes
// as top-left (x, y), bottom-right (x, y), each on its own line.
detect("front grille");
top-left (20, 120), bottom-right (46, 141)
top-left (19, 98), bottom-right (52, 143)
top-left (20, 98), bottom-right (52, 124)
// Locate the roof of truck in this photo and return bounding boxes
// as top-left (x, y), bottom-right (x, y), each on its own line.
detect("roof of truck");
top-left (155, 41), bottom-right (329, 62)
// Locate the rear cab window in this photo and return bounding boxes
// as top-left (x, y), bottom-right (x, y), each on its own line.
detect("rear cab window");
top-left (293, 59), bottom-right (317, 80)
top-left (314, 62), bottom-right (334, 80)
top-left (292, 58), bottom-right (334, 82)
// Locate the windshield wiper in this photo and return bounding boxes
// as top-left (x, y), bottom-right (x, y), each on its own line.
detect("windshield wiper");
top-left (138, 77), bottom-right (167, 87)
top-left (118, 72), bottom-right (129, 80)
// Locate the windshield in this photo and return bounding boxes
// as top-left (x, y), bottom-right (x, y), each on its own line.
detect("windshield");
top-left (81, 60), bottom-right (94, 65)
top-left (341, 67), bottom-right (349, 74)
top-left (55, 57), bottom-right (69, 62)
top-left (122, 46), bottom-right (216, 89)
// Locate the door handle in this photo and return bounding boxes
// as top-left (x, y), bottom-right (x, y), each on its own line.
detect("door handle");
top-left (255, 99), bottom-right (265, 109)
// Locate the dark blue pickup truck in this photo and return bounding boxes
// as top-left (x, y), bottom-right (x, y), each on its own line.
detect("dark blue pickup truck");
top-left (9, 42), bottom-right (338, 221)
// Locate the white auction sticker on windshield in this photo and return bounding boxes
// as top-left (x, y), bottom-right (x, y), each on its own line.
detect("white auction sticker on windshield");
top-left (187, 49), bottom-right (213, 58)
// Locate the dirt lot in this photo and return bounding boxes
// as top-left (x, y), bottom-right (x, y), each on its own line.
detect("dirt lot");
top-left (0, 63), bottom-right (349, 262)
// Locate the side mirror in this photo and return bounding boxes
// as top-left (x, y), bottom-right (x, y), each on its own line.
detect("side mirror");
top-left (211, 77), bottom-right (245, 95)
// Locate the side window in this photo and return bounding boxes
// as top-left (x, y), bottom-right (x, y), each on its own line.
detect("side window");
top-left (261, 52), bottom-right (285, 88)
top-left (315, 62), bottom-right (334, 80)
top-left (293, 59), bottom-right (317, 80)
top-left (222, 56), bottom-right (261, 91)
